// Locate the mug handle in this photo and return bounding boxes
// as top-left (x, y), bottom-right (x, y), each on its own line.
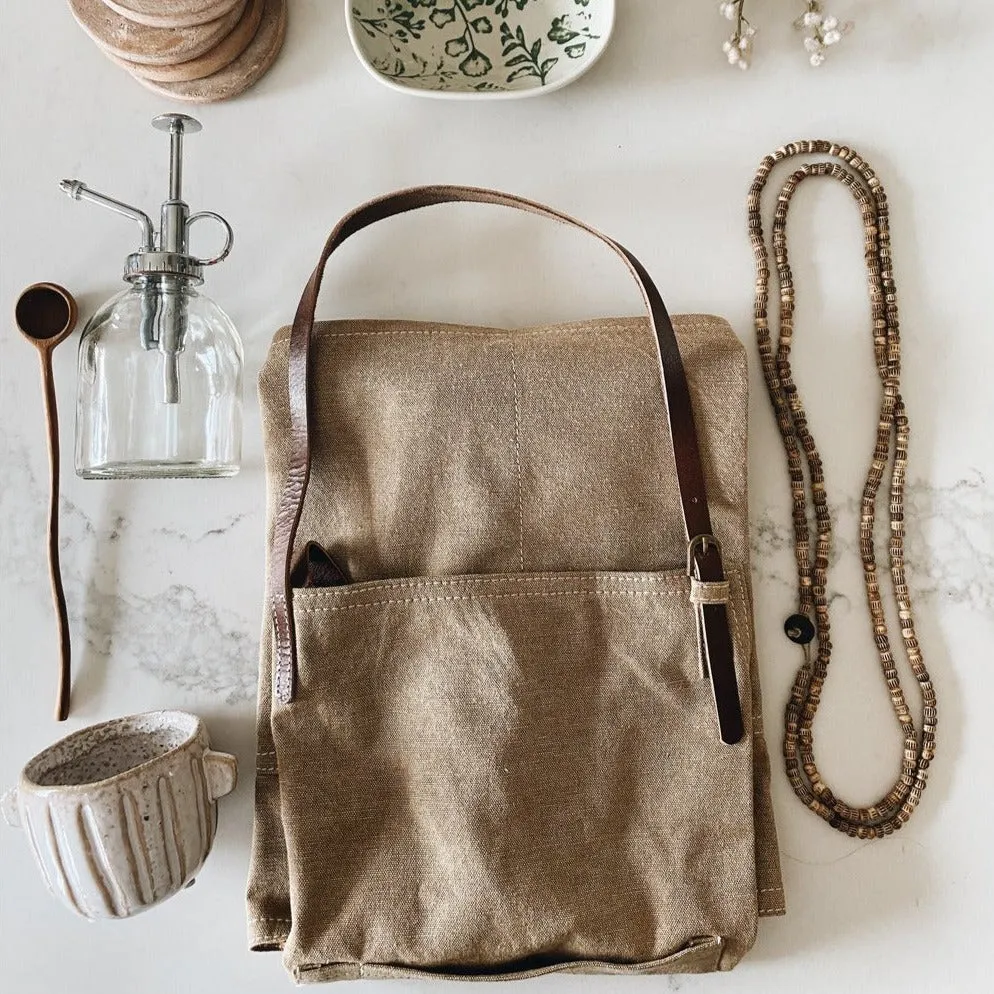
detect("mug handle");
top-left (202, 751), bottom-right (238, 801)
top-left (2, 787), bottom-right (20, 828)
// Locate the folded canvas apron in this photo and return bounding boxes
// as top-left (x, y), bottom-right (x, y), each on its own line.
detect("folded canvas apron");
top-left (247, 187), bottom-right (785, 983)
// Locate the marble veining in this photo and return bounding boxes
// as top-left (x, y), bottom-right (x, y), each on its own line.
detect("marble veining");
top-left (750, 473), bottom-right (993, 614)
top-left (80, 582), bottom-right (258, 704)
top-left (0, 426), bottom-right (259, 704)
top-left (153, 514), bottom-right (250, 544)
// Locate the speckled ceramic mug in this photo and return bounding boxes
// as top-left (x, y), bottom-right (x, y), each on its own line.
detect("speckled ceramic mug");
top-left (1, 711), bottom-right (236, 920)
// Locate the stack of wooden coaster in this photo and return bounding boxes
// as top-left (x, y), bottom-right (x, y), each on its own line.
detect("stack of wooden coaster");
top-left (68, 0), bottom-right (287, 103)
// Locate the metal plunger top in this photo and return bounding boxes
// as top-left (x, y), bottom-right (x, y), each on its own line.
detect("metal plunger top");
top-left (153, 113), bottom-right (201, 259)
top-left (60, 113), bottom-right (232, 284)
top-left (155, 113), bottom-right (202, 203)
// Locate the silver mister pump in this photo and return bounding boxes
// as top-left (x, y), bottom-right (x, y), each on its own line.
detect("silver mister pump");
top-left (61, 113), bottom-right (233, 406)
top-left (65, 114), bottom-right (243, 481)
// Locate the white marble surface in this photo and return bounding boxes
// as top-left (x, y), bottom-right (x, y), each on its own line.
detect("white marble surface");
top-left (1, 2), bottom-right (992, 991)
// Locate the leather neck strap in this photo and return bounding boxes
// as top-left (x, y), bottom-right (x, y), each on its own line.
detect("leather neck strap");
top-left (269, 185), bottom-right (743, 743)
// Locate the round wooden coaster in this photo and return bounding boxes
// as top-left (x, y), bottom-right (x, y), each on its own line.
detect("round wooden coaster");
top-left (69, 0), bottom-right (247, 67)
top-left (127, 0), bottom-right (285, 103)
top-left (106, 0), bottom-right (264, 82)
top-left (102, 0), bottom-right (243, 29)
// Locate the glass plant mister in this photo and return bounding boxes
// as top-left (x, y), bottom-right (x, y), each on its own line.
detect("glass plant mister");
top-left (64, 114), bottom-right (242, 479)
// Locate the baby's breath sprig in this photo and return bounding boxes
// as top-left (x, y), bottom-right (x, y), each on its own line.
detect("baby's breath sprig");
top-left (794, 2), bottom-right (853, 66)
top-left (719, 1), bottom-right (854, 70)
top-left (718, 1), bottom-right (756, 71)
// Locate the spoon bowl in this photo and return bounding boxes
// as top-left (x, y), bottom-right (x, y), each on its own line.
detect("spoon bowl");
top-left (16, 283), bottom-right (79, 349)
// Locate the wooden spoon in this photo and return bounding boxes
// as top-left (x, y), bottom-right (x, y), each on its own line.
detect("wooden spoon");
top-left (15, 283), bottom-right (79, 721)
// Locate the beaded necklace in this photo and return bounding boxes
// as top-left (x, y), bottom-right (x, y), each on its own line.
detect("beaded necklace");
top-left (748, 140), bottom-right (937, 838)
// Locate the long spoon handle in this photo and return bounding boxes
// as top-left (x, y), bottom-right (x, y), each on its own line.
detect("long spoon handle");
top-left (39, 350), bottom-right (71, 721)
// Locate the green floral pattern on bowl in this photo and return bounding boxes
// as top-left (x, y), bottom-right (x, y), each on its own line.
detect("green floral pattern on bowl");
top-left (347, 0), bottom-right (615, 98)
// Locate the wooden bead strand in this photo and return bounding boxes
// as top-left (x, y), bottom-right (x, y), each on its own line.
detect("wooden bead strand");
top-left (747, 140), bottom-right (937, 838)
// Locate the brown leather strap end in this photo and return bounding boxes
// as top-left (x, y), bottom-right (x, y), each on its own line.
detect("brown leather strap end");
top-left (689, 539), bottom-right (744, 744)
top-left (699, 602), bottom-right (744, 745)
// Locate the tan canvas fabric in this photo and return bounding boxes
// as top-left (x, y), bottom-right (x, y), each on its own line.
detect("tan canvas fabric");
top-left (248, 315), bottom-right (784, 982)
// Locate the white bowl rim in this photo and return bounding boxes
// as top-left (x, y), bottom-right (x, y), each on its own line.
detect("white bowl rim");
top-left (344, 0), bottom-right (617, 101)
top-left (19, 710), bottom-right (205, 793)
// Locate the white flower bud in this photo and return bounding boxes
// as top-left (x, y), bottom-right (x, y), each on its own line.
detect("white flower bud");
top-left (727, 46), bottom-right (741, 63)
top-left (822, 15), bottom-right (839, 30)
top-left (809, 51), bottom-right (826, 66)
top-left (823, 29), bottom-right (842, 45)
top-left (803, 11), bottom-right (822, 27)
top-left (738, 58), bottom-right (750, 70)
top-left (739, 35), bottom-right (751, 49)
top-left (804, 36), bottom-right (821, 52)
top-left (723, 39), bottom-right (733, 53)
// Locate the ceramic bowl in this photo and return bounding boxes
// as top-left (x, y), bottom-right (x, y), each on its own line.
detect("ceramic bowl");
top-left (346, 0), bottom-right (615, 99)
top-left (1, 711), bottom-right (237, 920)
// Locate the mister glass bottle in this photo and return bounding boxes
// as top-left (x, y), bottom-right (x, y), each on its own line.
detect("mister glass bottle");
top-left (65, 114), bottom-right (242, 479)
